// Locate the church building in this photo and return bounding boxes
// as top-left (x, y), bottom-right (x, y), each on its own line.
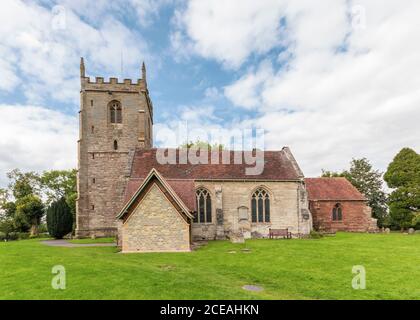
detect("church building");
top-left (76, 59), bottom-right (377, 253)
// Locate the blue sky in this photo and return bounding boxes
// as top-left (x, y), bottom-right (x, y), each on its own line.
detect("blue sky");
top-left (0, 0), bottom-right (420, 186)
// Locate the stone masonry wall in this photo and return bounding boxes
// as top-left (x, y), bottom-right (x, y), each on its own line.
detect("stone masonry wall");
top-left (192, 180), bottom-right (311, 240)
top-left (76, 75), bottom-right (153, 238)
top-left (121, 184), bottom-right (191, 252)
top-left (310, 200), bottom-right (376, 232)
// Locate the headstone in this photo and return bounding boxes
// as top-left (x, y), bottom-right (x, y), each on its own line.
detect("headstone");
top-left (408, 228), bottom-right (415, 234)
top-left (384, 228), bottom-right (391, 234)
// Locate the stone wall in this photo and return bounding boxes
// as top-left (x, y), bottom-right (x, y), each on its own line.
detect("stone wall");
top-left (191, 180), bottom-right (312, 240)
top-left (310, 200), bottom-right (377, 232)
top-left (121, 184), bottom-right (191, 252)
top-left (76, 74), bottom-right (153, 238)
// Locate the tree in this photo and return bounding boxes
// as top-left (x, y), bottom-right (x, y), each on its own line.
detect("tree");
top-left (7, 169), bottom-right (40, 199)
top-left (180, 140), bottom-right (224, 150)
top-left (47, 198), bottom-right (73, 239)
top-left (0, 215), bottom-right (15, 239)
top-left (40, 169), bottom-right (77, 228)
top-left (322, 158), bottom-right (388, 226)
top-left (14, 195), bottom-right (45, 236)
top-left (384, 148), bottom-right (420, 230)
top-left (321, 170), bottom-right (344, 178)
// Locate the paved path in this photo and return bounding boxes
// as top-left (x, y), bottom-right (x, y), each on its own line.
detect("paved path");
top-left (41, 239), bottom-right (116, 247)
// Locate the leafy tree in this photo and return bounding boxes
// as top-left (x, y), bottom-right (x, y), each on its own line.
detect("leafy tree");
top-left (7, 169), bottom-right (40, 199)
top-left (0, 216), bottom-right (15, 239)
top-left (40, 169), bottom-right (77, 228)
top-left (47, 198), bottom-right (73, 239)
top-left (0, 188), bottom-right (16, 218)
top-left (384, 148), bottom-right (420, 230)
top-left (321, 170), bottom-right (344, 178)
top-left (322, 158), bottom-right (388, 226)
top-left (1, 168), bottom-right (77, 234)
top-left (180, 140), bottom-right (225, 150)
top-left (14, 195), bottom-right (45, 236)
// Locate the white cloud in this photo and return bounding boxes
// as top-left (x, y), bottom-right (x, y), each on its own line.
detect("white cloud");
top-left (171, 0), bottom-right (286, 68)
top-left (0, 104), bottom-right (77, 187)
top-left (174, 0), bottom-right (420, 176)
top-left (0, 0), bottom-right (149, 106)
top-left (224, 60), bottom-right (273, 109)
top-left (129, 0), bottom-right (174, 26)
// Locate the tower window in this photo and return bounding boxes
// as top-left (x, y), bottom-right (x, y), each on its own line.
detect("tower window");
top-left (109, 101), bottom-right (122, 124)
top-left (91, 204), bottom-right (95, 210)
top-left (92, 153), bottom-right (95, 159)
top-left (92, 178), bottom-right (96, 184)
top-left (90, 100), bottom-right (93, 107)
top-left (91, 126), bottom-right (94, 134)
top-left (114, 140), bottom-right (118, 150)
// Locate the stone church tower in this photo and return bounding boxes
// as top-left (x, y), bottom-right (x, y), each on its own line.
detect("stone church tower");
top-left (76, 58), bottom-right (153, 237)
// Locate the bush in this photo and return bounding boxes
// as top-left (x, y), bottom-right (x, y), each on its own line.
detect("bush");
top-left (47, 197), bottom-right (73, 239)
top-left (310, 230), bottom-right (323, 239)
top-left (0, 231), bottom-right (19, 241)
top-left (18, 232), bottom-right (29, 240)
top-left (7, 232), bottom-right (19, 241)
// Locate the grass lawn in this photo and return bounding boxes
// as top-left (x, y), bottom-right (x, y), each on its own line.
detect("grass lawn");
top-left (68, 237), bottom-right (115, 244)
top-left (1, 232), bottom-right (420, 300)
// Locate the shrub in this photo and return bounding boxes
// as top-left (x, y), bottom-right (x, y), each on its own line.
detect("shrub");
top-left (47, 198), bottom-right (73, 239)
top-left (0, 230), bottom-right (19, 241)
top-left (18, 232), bottom-right (30, 240)
top-left (7, 232), bottom-right (19, 241)
top-left (310, 230), bottom-right (323, 239)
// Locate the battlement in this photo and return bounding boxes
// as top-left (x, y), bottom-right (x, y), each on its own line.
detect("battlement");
top-left (80, 58), bottom-right (148, 92)
top-left (81, 76), bottom-right (147, 92)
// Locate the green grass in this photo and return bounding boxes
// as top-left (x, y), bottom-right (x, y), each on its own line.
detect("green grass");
top-left (68, 237), bottom-right (115, 244)
top-left (1, 233), bottom-right (420, 300)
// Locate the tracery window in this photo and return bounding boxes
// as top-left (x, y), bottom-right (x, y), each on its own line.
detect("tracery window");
top-left (251, 188), bottom-right (270, 223)
top-left (194, 188), bottom-right (212, 223)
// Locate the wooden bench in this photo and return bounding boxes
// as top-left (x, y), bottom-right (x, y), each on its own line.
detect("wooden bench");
top-left (269, 228), bottom-right (292, 239)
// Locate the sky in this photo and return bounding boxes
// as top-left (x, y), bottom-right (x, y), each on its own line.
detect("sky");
top-left (0, 0), bottom-right (420, 187)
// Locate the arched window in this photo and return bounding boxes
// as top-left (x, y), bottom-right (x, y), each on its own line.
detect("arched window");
top-left (251, 188), bottom-right (270, 223)
top-left (113, 140), bottom-right (118, 150)
top-left (332, 203), bottom-right (343, 221)
top-left (109, 101), bottom-right (122, 124)
top-left (194, 188), bottom-right (212, 223)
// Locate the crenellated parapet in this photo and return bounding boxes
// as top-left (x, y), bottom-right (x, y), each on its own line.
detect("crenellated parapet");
top-left (81, 76), bottom-right (146, 92)
top-left (80, 57), bottom-right (148, 93)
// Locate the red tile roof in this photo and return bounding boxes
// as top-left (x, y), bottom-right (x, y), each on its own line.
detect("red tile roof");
top-left (122, 147), bottom-right (303, 213)
top-left (125, 178), bottom-right (196, 211)
top-left (128, 148), bottom-right (303, 181)
top-left (305, 177), bottom-right (366, 201)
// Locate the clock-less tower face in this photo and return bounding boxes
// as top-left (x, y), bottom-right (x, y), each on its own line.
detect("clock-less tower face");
top-left (76, 58), bottom-right (153, 238)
